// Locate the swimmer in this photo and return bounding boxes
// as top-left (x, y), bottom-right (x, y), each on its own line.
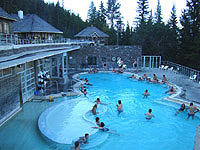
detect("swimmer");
top-left (82, 89), bottom-right (88, 95)
top-left (96, 117), bottom-right (100, 126)
top-left (186, 103), bottom-right (199, 120)
top-left (127, 74), bottom-right (136, 79)
top-left (94, 98), bottom-right (111, 105)
top-left (112, 67), bottom-right (116, 73)
top-left (78, 133), bottom-right (89, 145)
top-left (143, 89), bottom-right (150, 98)
top-left (92, 104), bottom-right (99, 115)
top-left (116, 100), bottom-right (123, 114)
top-left (145, 109), bottom-right (154, 120)
top-left (142, 74), bottom-right (148, 80)
top-left (138, 77), bottom-right (142, 81)
top-left (73, 141), bottom-right (80, 150)
top-left (92, 122), bottom-right (120, 136)
top-left (166, 86), bottom-right (176, 95)
top-left (175, 103), bottom-right (185, 116)
top-left (147, 78), bottom-right (151, 82)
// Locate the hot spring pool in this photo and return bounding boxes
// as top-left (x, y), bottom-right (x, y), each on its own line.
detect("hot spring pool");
top-left (38, 72), bottom-right (199, 150)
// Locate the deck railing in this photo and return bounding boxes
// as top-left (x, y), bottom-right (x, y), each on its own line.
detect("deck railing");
top-left (0, 33), bottom-right (94, 46)
top-left (162, 61), bottom-right (200, 82)
top-left (141, 56), bottom-right (200, 82)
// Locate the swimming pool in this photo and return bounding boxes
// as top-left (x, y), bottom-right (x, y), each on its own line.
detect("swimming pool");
top-left (0, 72), bottom-right (199, 150)
top-left (77, 72), bottom-right (199, 150)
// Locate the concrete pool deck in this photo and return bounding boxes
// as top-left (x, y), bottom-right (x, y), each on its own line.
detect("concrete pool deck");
top-left (136, 68), bottom-right (200, 103)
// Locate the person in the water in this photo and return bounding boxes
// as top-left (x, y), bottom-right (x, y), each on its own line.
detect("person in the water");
top-left (145, 109), bottom-right (154, 120)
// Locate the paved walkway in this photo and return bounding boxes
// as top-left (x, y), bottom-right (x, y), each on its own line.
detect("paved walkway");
top-left (136, 68), bottom-right (200, 103)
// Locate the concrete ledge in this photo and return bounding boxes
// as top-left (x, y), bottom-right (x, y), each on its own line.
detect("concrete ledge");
top-left (194, 125), bottom-right (200, 150)
top-left (0, 106), bottom-right (22, 127)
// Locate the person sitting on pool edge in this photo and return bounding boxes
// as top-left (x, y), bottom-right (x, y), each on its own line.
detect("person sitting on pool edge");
top-left (161, 75), bottom-right (167, 84)
top-left (142, 74), bottom-right (148, 80)
top-left (145, 109), bottom-right (154, 120)
top-left (92, 122), bottom-right (120, 136)
top-left (92, 104), bottom-right (99, 115)
top-left (116, 100), bottom-right (123, 114)
top-left (152, 74), bottom-right (158, 83)
top-left (175, 103), bottom-right (185, 116)
top-left (186, 103), bottom-right (199, 120)
top-left (77, 133), bottom-right (89, 145)
top-left (143, 89), bottom-right (150, 98)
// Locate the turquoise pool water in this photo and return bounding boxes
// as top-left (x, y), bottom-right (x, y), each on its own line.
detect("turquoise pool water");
top-left (0, 72), bottom-right (199, 150)
top-left (79, 72), bottom-right (199, 150)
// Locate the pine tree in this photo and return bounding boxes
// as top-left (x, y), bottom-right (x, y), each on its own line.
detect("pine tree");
top-left (168, 3), bottom-right (178, 31)
top-left (155, 0), bottom-right (163, 24)
top-left (136, 0), bottom-right (149, 25)
top-left (87, 1), bottom-right (97, 25)
top-left (106, 0), bottom-right (121, 29)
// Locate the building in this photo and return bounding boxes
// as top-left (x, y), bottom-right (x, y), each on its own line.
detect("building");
top-left (74, 26), bottom-right (109, 45)
top-left (11, 11), bottom-right (63, 41)
top-left (0, 7), bottom-right (17, 44)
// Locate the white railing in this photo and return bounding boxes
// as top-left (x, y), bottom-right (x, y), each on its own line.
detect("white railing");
top-left (0, 33), bottom-right (94, 46)
top-left (141, 56), bottom-right (162, 68)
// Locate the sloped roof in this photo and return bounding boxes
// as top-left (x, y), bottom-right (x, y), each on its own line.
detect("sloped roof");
top-left (12, 14), bottom-right (63, 34)
top-left (75, 26), bottom-right (109, 38)
top-left (0, 7), bottom-right (16, 21)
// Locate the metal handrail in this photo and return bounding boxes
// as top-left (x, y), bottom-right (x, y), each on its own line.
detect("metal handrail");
top-left (162, 61), bottom-right (200, 82)
top-left (0, 33), bottom-right (94, 46)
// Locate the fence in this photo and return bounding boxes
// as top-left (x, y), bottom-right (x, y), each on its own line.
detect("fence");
top-left (141, 56), bottom-right (162, 68)
top-left (162, 61), bottom-right (200, 82)
top-left (0, 33), bottom-right (94, 46)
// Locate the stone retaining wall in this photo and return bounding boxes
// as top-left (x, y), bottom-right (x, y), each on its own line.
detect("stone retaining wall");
top-left (67, 45), bottom-right (142, 69)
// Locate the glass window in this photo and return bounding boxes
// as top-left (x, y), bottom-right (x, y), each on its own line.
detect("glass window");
top-left (3, 68), bottom-right (11, 76)
top-left (26, 62), bottom-right (34, 69)
top-left (4, 22), bottom-right (9, 34)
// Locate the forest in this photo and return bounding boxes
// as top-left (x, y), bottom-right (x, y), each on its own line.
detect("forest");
top-left (0, 0), bottom-right (199, 70)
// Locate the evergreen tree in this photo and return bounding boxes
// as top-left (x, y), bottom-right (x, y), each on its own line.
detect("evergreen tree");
top-left (106, 0), bottom-right (121, 29)
top-left (179, 0), bottom-right (200, 70)
top-left (154, 0), bottom-right (163, 24)
top-left (168, 3), bottom-right (178, 31)
top-left (87, 1), bottom-right (97, 25)
top-left (136, 0), bottom-right (149, 25)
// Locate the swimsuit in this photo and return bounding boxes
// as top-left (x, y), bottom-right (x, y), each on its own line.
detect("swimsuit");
top-left (103, 127), bottom-right (109, 132)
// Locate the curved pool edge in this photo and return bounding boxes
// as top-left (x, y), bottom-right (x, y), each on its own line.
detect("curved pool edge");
top-left (73, 71), bottom-right (200, 108)
top-left (38, 98), bottom-right (98, 145)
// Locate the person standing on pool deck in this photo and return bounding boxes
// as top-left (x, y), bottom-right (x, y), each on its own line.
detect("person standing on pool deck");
top-left (116, 100), bottom-right (123, 114)
top-left (145, 109), bottom-right (154, 120)
top-left (186, 103), bottom-right (199, 120)
top-left (133, 59), bottom-right (137, 72)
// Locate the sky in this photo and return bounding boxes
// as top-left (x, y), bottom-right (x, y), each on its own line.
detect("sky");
top-left (45, 0), bottom-right (187, 26)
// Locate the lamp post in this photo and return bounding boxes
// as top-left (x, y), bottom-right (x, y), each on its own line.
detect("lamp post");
top-left (116, 19), bottom-right (122, 46)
